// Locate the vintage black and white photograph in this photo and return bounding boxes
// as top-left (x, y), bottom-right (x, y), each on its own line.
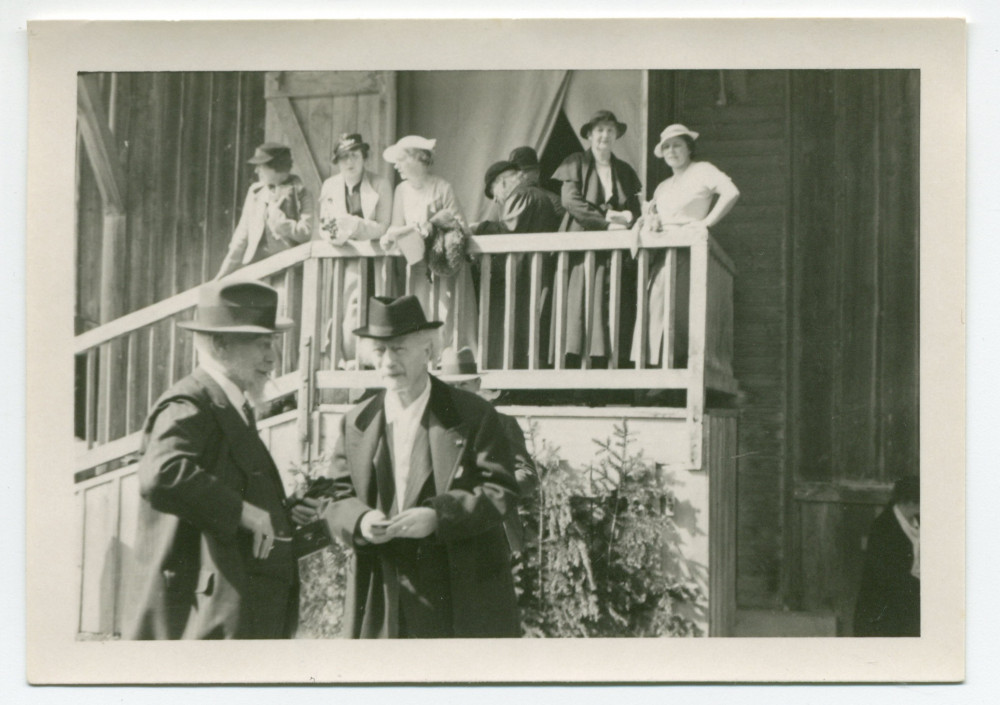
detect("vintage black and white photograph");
top-left (25, 18), bottom-right (966, 684)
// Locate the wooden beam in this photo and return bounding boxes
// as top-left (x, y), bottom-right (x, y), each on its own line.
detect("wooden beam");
top-left (77, 74), bottom-right (127, 213)
top-left (269, 95), bottom-right (323, 201)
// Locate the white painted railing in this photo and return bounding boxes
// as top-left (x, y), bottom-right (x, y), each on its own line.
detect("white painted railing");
top-left (74, 231), bottom-right (735, 476)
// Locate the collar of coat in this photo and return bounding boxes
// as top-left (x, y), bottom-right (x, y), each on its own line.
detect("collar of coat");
top-left (353, 374), bottom-right (462, 433)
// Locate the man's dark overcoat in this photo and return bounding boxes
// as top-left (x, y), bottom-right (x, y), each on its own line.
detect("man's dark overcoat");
top-left (123, 368), bottom-right (298, 639)
top-left (853, 506), bottom-right (920, 637)
top-left (324, 375), bottom-right (521, 638)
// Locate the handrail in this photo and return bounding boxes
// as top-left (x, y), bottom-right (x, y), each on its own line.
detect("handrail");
top-left (75, 230), bottom-right (726, 355)
top-left (74, 242), bottom-right (315, 354)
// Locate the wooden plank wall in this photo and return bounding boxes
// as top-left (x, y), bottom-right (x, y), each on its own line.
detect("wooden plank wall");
top-left (75, 72), bottom-right (266, 329)
top-left (788, 70), bottom-right (919, 631)
top-left (650, 70), bottom-right (792, 608)
top-left (76, 72), bottom-right (266, 440)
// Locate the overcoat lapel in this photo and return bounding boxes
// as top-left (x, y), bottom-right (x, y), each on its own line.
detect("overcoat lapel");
top-left (192, 368), bottom-right (286, 500)
top-left (350, 392), bottom-right (386, 511)
top-left (426, 377), bottom-right (467, 496)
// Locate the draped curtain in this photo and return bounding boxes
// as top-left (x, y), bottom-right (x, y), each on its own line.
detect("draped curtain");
top-left (397, 70), bottom-right (571, 220)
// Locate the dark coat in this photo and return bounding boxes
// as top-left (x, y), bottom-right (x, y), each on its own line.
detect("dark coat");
top-left (853, 506), bottom-right (920, 637)
top-left (476, 183), bottom-right (562, 369)
top-left (553, 150), bottom-right (642, 360)
top-left (497, 411), bottom-right (538, 554)
top-left (123, 368), bottom-right (298, 640)
top-left (324, 375), bottom-right (522, 638)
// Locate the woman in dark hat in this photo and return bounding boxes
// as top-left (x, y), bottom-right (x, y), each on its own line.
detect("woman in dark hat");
top-left (216, 143), bottom-right (315, 279)
top-left (318, 133), bottom-right (395, 366)
top-left (853, 476), bottom-right (920, 636)
top-left (552, 110), bottom-right (643, 367)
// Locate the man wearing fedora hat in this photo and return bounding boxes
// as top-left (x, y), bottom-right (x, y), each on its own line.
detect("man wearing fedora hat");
top-left (508, 145), bottom-right (565, 221)
top-left (318, 133), bottom-right (395, 363)
top-left (216, 142), bottom-right (315, 279)
top-left (321, 295), bottom-right (521, 638)
top-left (473, 160), bottom-right (560, 369)
top-left (436, 347), bottom-right (538, 554)
top-left (123, 280), bottom-right (313, 639)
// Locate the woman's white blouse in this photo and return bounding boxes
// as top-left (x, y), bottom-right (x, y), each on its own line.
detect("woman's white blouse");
top-left (652, 161), bottom-right (737, 224)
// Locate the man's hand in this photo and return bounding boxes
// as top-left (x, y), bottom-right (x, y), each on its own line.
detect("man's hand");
top-left (240, 501), bottom-right (275, 559)
top-left (290, 496), bottom-right (325, 526)
top-left (385, 507), bottom-right (438, 539)
top-left (358, 509), bottom-right (394, 544)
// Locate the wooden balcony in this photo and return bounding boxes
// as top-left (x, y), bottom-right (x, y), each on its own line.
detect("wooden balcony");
top-left (74, 229), bottom-right (736, 477)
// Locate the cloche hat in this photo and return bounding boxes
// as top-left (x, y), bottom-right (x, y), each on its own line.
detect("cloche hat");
top-left (579, 110), bottom-right (627, 140)
top-left (382, 135), bottom-right (437, 164)
top-left (653, 124), bottom-right (700, 158)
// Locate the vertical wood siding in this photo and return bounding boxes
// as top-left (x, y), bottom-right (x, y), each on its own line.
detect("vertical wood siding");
top-left (75, 72), bottom-right (266, 440)
top-left (788, 70), bottom-right (919, 626)
top-left (651, 70), bottom-right (791, 608)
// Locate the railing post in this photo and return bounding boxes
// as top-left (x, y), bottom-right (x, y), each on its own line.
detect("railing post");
top-left (297, 253), bottom-right (321, 466)
top-left (687, 237), bottom-right (710, 470)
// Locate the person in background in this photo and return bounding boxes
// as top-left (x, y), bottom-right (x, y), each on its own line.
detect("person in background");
top-left (508, 145), bottom-right (565, 222)
top-left (380, 135), bottom-right (478, 356)
top-left (123, 281), bottom-right (317, 639)
top-left (853, 475), bottom-right (920, 636)
top-left (553, 110), bottom-right (642, 368)
top-left (474, 160), bottom-right (561, 369)
top-left (630, 124), bottom-right (740, 367)
top-left (321, 295), bottom-right (521, 638)
top-left (436, 346), bottom-right (538, 554)
top-left (318, 133), bottom-right (394, 365)
top-left (216, 143), bottom-right (314, 279)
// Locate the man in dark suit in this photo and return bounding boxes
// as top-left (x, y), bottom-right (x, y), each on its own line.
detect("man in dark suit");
top-left (508, 145), bottom-right (565, 222)
top-left (322, 295), bottom-right (521, 638)
top-left (474, 160), bottom-right (561, 369)
top-left (435, 346), bottom-right (537, 554)
top-left (124, 280), bottom-right (315, 639)
top-left (853, 476), bottom-right (920, 636)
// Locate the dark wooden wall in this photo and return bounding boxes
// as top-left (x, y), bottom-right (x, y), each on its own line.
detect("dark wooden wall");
top-left (649, 70), bottom-right (792, 608)
top-left (648, 70), bottom-right (919, 624)
top-left (787, 70), bottom-right (919, 632)
top-left (75, 72), bottom-right (266, 334)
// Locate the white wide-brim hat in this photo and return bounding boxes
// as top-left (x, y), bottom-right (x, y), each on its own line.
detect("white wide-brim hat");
top-left (653, 124), bottom-right (699, 158)
top-left (383, 135), bottom-right (437, 163)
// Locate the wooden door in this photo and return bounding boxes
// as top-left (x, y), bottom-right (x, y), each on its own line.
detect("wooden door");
top-left (264, 71), bottom-right (397, 199)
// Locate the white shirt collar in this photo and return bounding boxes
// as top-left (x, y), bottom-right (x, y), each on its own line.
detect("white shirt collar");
top-left (200, 361), bottom-right (253, 424)
top-left (383, 375), bottom-right (432, 426)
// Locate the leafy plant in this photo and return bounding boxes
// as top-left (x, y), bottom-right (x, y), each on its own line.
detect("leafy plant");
top-left (515, 421), bottom-right (705, 637)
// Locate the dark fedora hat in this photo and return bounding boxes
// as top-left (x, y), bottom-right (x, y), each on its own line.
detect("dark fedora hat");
top-left (353, 295), bottom-right (443, 339)
top-left (508, 146), bottom-right (541, 171)
top-left (437, 346), bottom-right (480, 382)
top-left (483, 160), bottom-right (519, 199)
top-left (178, 280), bottom-right (293, 334)
top-left (333, 133), bottom-right (370, 162)
top-left (579, 110), bottom-right (627, 140)
top-left (247, 142), bottom-right (292, 165)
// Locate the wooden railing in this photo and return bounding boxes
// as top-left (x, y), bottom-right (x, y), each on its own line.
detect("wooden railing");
top-left (74, 230), bottom-right (736, 476)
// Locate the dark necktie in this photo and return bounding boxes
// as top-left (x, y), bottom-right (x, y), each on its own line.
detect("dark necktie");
top-left (242, 401), bottom-right (256, 429)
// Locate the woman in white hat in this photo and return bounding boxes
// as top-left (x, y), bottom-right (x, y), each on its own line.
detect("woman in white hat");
top-left (631, 124), bottom-right (740, 367)
top-left (380, 135), bottom-right (478, 356)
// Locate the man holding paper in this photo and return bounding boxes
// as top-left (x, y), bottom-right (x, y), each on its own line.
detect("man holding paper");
top-left (322, 295), bottom-right (522, 638)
